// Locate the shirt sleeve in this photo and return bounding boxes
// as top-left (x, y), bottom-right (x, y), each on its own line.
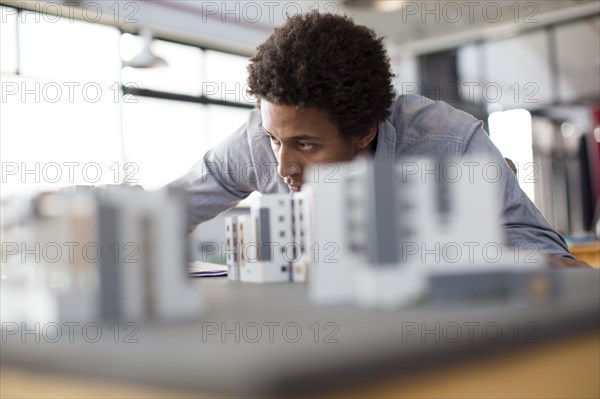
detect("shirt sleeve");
top-left (463, 120), bottom-right (574, 259)
top-left (166, 122), bottom-right (260, 230)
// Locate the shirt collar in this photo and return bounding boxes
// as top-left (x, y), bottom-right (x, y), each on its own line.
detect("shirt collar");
top-left (373, 119), bottom-right (397, 162)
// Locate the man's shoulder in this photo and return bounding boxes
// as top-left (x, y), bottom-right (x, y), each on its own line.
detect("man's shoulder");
top-left (246, 108), bottom-right (264, 137)
top-left (216, 108), bottom-right (269, 151)
top-left (388, 94), bottom-right (480, 144)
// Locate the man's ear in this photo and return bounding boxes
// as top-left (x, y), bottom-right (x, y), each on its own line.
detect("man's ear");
top-left (354, 126), bottom-right (377, 149)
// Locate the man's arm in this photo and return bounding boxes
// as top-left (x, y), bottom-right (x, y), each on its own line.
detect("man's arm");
top-left (463, 122), bottom-right (575, 259)
top-left (167, 122), bottom-right (259, 231)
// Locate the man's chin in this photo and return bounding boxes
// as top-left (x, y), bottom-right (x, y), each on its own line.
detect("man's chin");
top-left (289, 186), bottom-right (301, 193)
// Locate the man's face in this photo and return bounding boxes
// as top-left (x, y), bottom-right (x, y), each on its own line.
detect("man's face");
top-left (261, 100), bottom-right (373, 192)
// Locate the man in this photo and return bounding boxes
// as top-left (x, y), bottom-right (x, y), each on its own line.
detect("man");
top-left (170, 11), bottom-right (575, 261)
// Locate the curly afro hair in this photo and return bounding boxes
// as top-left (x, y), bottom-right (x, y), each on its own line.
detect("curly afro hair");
top-left (247, 11), bottom-right (396, 139)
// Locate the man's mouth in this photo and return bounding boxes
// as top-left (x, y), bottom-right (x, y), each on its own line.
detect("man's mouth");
top-left (284, 177), bottom-right (302, 192)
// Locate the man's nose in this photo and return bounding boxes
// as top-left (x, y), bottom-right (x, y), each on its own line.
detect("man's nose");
top-left (277, 147), bottom-right (302, 179)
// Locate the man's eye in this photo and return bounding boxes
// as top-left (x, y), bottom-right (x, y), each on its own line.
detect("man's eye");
top-left (269, 135), bottom-right (280, 145)
top-left (298, 142), bottom-right (314, 151)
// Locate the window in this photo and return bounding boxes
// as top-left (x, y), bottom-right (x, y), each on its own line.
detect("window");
top-left (19, 15), bottom-right (121, 82)
top-left (1, 5), bottom-right (255, 198)
top-left (484, 31), bottom-right (553, 108)
top-left (121, 35), bottom-right (204, 96)
top-left (1, 74), bottom-right (123, 195)
top-left (1, 9), bottom-right (122, 197)
top-left (0, 6), bottom-right (18, 74)
top-left (119, 39), bottom-right (253, 189)
top-left (121, 99), bottom-right (249, 189)
top-left (122, 97), bottom-right (205, 189)
top-left (488, 109), bottom-right (535, 202)
top-left (555, 17), bottom-right (600, 102)
top-left (203, 104), bottom-right (250, 149)
top-left (205, 50), bottom-right (254, 105)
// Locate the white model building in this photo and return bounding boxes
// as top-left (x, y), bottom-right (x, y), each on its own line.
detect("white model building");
top-left (1, 191), bottom-right (99, 324)
top-left (0, 186), bottom-right (204, 324)
top-left (225, 215), bottom-right (240, 281)
top-left (227, 195), bottom-right (308, 283)
top-left (246, 156), bottom-right (543, 306)
top-left (236, 214), bottom-right (256, 274)
top-left (303, 161), bottom-right (366, 303)
top-left (239, 194), bottom-right (295, 283)
top-left (97, 187), bottom-right (204, 321)
top-left (221, 156), bottom-right (549, 307)
top-left (291, 192), bottom-right (311, 282)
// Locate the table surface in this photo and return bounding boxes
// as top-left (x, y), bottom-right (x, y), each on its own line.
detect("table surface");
top-left (2, 271), bottom-right (599, 398)
top-left (2, 330), bottom-right (598, 398)
top-left (570, 241), bottom-right (600, 267)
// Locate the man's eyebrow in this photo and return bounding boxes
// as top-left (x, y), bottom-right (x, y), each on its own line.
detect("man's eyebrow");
top-left (263, 127), bottom-right (275, 136)
top-left (289, 135), bottom-right (323, 141)
top-left (263, 129), bottom-right (322, 141)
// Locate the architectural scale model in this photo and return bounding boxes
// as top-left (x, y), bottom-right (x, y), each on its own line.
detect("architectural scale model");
top-left (225, 156), bottom-right (550, 308)
top-left (0, 186), bottom-right (203, 324)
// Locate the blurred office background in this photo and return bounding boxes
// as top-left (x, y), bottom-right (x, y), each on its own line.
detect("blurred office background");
top-left (1, 0), bottom-right (599, 238)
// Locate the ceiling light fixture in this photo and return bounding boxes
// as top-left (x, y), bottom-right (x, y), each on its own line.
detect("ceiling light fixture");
top-left (124, 29), bottom-right (167, 69)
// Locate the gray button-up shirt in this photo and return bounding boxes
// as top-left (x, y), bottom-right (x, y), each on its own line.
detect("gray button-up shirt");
top-left (169, 94), bottom-right (573, 258)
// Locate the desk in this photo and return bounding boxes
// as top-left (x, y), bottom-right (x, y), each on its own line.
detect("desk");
top-left (2, 275), bottom-right (599, 398)
top-left (571, 241), bottom-right (600, 268)
top-left (2, 330), bottom-right (598, 398)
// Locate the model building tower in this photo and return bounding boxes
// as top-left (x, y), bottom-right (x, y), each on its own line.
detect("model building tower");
top-left (236, 214), bottom-right (256, 274)
top-left (240, 194), bottom-right (294, 283)
top-left (304, 156), bottom-right (515, 307)
top-left (394, 159), bottom-right (439, 266)
top-left (304, 161), bottom-right (368, 303)
top-left (346, 159), bottom-right (427, 308)
top-left (0, 190), bottom-right (100, 324)
top-left (96, 187), bottom-right (204, 321)
top-left (225, 215), bottom-right (240, 281)
top-left (364, 159), bottom-right (401, 266)
top-left (291, 191), bottom-right (311, 282)
top-left (0, 187), bottom-right (204, 324)
top-left (441, 157), bottom-right (503, 265)
top-left (227, 195), bottom-right (310, 283)
top-left (393, 157), bottom-right (504, 268)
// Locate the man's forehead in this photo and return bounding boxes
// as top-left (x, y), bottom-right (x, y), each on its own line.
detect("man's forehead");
top-left (261, 101), bottom-right (306, 119)
top-left (262, 101), bottom-right (333, 126)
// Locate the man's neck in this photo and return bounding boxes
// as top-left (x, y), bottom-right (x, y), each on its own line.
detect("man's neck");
top-left (369, 129), bottom-right (378, 155)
